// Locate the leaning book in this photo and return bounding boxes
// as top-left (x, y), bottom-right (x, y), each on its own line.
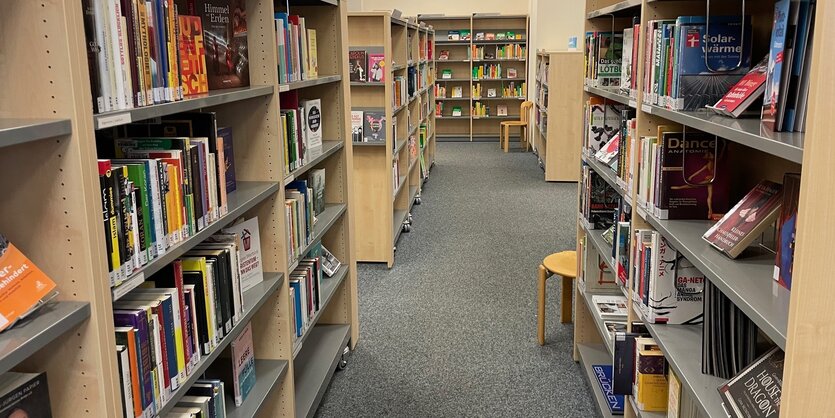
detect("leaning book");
top-left (0, 372), bottom-right (52, 417)
top-left (0, 235), bottom-right (58, 332)
top-left (230, 322), bottom-right (256, 406)
top-left (703, 180), bottom-right (783, 259)
top-left (718, 347), bottom-right (784, 418)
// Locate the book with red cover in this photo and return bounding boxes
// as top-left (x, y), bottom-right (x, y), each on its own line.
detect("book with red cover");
top-left (703, 180), bottom-right (783, 259)
top-left (710, 57), bottom-right (768, 118)
top-left (178, 15), bottom-right (210, 96)
top-left (774, 173), bottom-right (800, 290)
top-left (656, 132), bottom-right (730, 220)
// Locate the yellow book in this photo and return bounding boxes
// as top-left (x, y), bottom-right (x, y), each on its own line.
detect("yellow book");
top-left (181, 257), bottom-right (216, 350)
top-left (307, 29), bottom-right (318, 78)
top-left (635, 348), bottom-right (669, 412)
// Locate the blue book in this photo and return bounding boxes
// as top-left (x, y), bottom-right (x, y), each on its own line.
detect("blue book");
top-left (114, 309), bottom-right (156, 416)
top-left (783, 0), bottom-right (813, 131)
top-left (592, 364), bottom-right (625, 414)
top-left (763, 1), bottom-right (792, 130)
top-left (673, 15), bottom-right (752, 110)
top-left (290, 279), bottom-right (304, 337)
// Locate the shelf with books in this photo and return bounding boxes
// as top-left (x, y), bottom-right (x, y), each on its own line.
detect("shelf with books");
top-left (292, 265), bottom-right (350, 358)
top-left (0, 302), bottom-right (90, 376)
top-left (583, 85), bottom-right (633, 108)
top-left (437, 59), bottom-right (472, 63)
top-left (279, 75), bottom-right (343, 92)
top-left (472, 77), bottom-right (525, 82)
top-left (93, 86), bottom-right (275, 130)
top-left (472, 40), bottom-right (527, 45)
top-left (644, 323), bottom-right (726, 418)
top-left (586, 0), bottom-right (642, 18)
top-left (349, 82), bottom-right (385, 87)
top-left (582, 223), bottom-right (616, 274)
top-left (640, 104), bottom-right (804, 164)
top-left (436, 97), bottom-right (471, 101)
top-left (110, 181), bottom-right (281, 300)
top-left (582, 154), bottom-right (626, 198)
top-left (0, 118), bottom-right (72, 148)
top-left (288, 203), bottom-right (348, 272)
top-left (437, 78), bottom-right (473, 82)
top-left (577, 344), bottom-right (618, 418)
top-left (578, 285), bottom-right (619, 355)
top-left (156, 272), bottom-right (284, 416)
top-left (294, 324), bottom-right (351, 418)
top-left (641, 212), bottom-right (789, 349)
top-left (472, 115), bottom-right (517, 120)
top-left (472, 96), bottom-right (526, 100)
top-left (284, 140), bottom-right (345, 185)
top-left (473, 58), bottom-right (526, 63)
top-left (225, 359), bottom-right (290, 418)
top-left (435, 40), bottom-right (471, 45)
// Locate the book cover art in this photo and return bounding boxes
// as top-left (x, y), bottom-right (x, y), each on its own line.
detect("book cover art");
top-left (620, 28), bottom-right (634, 95)
top-left (351, 110), bottom-right (364, 142)
top-left (645, 236), bottom-right (705, 324)
top-left (673, 15), bottom-right (752, 110)
top-left (762, 1), bottom-right (791, 131)
top-left (711, 56), bottom-right (768, 117)
top-left (363, 111), bottom-right (385, 142)
top-left (587, 170), bottom-right (620, 229)
top-left (222, 217), bottom-right (263, 291)
top-left (592, 364), bottom-right (625, 414)
top-left (217, 127), bottom-right (237, 193)
top-left (595, 133), bottom-right (620, 168)
top-left (368, 53), bottom-right (385, 83)
top-left (309, 168), bottom-right (325, 216)
top-left (301, 99), bottom-right (323, 154)
top-left (230, 322), bottom-right (256, 406)
top-left (587, 99), bottom-right (624, 154)
top-left (703, 180), bottom-right (783, 258)
top-left (307, 29), bottom-right (318, 78)
top-left (0, 372), bottom-right (53, 418)
top-left (615, 221), bottom-right (630, 285)
top-left (348, 49), bottom-right (367, 82)
top-left (657, 132), bottom-right (730, 220)
top-left (596, 32), bottom-right (623, 87)
top-left (196, 0), bottom-right (250, 90)
top-left (774, 173), bottom-right (800, 290)
top-left (0, 235), bottom-right (58, 332)
top-left (718, 347), bottom-right (784, 418)
top-left (592, 295), bottom-right (629, 319)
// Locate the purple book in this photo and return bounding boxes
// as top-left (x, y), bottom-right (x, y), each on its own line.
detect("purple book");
top-left (217, 127), bottom-right (236, 193)
top-left (656, 132), bottom-right (730, 220)
top-left (114, 309), bottom-right (156, 414)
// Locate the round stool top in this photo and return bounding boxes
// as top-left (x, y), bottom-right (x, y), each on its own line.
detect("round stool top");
top-left (543, 251), bottom-right (577, 278)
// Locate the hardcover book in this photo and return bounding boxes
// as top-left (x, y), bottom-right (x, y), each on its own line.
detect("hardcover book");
top-left (703, 180), bottom-right (783, 259)
top-left (348, 49), bottom-right (367, 82)
top-left (710, 56), bottom-right (768, 118)
top-left (217, 127), bottom-right (237, 193)
top-left (620, 28), bottom-right (633, 95)
top-left (320, 245), bottom-right (342, 277)
top-left (591, 364), bottom-right (625, 415)
top-left (643, 236), bottom-right (705, 325)
top-left (222, 217), bottom-right (264, 291)
top-left (309, 168), bottom-right (325, 217)
top-left (497, 105), bottom-right (508, 116)
top-left (596, 32), bottom-right (623, 88)
top-left (774, 173), bottom-right (800, 290)
top-left (635, 347), bottom-right (668, 412)
top-left (591, 294), bottom-right (628, 319)
top-left (718, 347), bottom-right (784, 418)
top-left (351, 111), bottom-right (364, 142)
top-left (0, 235), bottom-right (58, 332)
top-left (196, 0), bottom-right (250, 89)
top-left (230, 322), bottom-right (256, 406)
top-left (586, 99), bottom-right (624, 154)
top-left (301, 99), bottom-right (323, 154)
top-left (178, 15), bottom-right (210, 96)
top-left (762, 0), bottom-right (791, 131)
top-left (586, 169), bottom-right (620, 229)
top-left (368, 53), bottom-right (385, 83)
top-left (363, 111), bottom-right (386, 142)
top-left (0, 372), bottom-right (53, 418)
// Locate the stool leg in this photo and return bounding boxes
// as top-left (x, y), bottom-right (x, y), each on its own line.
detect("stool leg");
top-left (499, 125), bottom-right (504, 150)
top-left (560, 276), bottom-right (573, 323)
top-left (538, 265), bottom-right (547, 345)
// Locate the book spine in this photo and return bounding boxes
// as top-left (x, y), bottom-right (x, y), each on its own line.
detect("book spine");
top-left (121, 0), bottom-right (140, 107)
top-left (116, 347), bottom-right (135, 418)
top-left (138, 1), bottom-right (154, 104)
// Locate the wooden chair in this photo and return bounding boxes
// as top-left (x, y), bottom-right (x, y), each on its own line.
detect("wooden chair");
top-left (537, 250), bottom-right (577, 345)
top-left (500, 100), bottom-right (533, 152)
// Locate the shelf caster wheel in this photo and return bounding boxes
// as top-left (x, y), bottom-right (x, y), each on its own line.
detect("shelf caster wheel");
top-left (415, 196), bottom-right (422, 205)
top-left (407, 213), bottom-right (413, 222)
top-left (337, 346), bottom-right (350, 371)
top-left (393, 246), bottom-right (397, 253)
top-left (402, 224), bottom-right (411, 233)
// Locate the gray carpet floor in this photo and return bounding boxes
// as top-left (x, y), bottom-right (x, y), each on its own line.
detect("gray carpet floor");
top-left (315, 142), bottom-right (596, 417)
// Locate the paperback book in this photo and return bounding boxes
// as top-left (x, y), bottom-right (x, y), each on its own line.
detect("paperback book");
top-left (703, 180), bottom-right (783, 259)
top-left (0, 234), bottom-right (58, 332)
top-left (591, 294), bottom-right (628, 319)
top-left (197, 0), bottom-right (250, 90)
top-left (774, 173), bottom-right (800, 290)
top-left (717, 347), bottom-right (784, 418)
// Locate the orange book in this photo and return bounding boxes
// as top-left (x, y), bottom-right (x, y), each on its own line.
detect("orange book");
top-left (0, 236), bottom-right (57, 331)
top-left (178, 15), bottom-right (209, 95)
top-left (115, 326), bottom-right (143, 417)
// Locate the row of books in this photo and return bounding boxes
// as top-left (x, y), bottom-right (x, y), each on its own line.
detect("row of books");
top-left (114, 218), bottom-right (263, 418)
top-left (469, 44), bottom-right (526, 60)
top-left (392, 155), bottom-right (402, 191)
top-left (419, 64), bottom-right (432, 92)
top-left (350, 110), bottom-right (387, 143)
top-left (537, 59), bottom-right (549, 86)
top-left (393, 76), bottom-right (408, 109)
top-left (82, 0), bottom-right (250, 113)
top-left (435, 103), bottom-right (464, 117)
top-left (579, 165), bottom-right (620, 230)
top-left (446, 30), bottom-right (523, 41)
top-left (280, 96), bottom-right (324, 174)
top-left (289, 251), bottom-right (323, 340)
top-left (348, 48), bottom-right (385, 83)
top-left (472, 64), bottom-right (518, 80)
top-left (472, 103), bottom-right (509, 117)
top-left (285, 175), bottom-right (326, 264)
top-left (275, 13), bottom-right (320, 84)
top-left (96, 113), bottom-right (237, 288)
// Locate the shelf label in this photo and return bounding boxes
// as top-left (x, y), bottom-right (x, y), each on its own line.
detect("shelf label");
top-left (641, 104), bottom-right (652, 113)
top-left (97, 112), bottom-right (132, 129)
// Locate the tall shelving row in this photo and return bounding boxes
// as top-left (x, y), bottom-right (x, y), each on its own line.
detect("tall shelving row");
top-left (418, 14), bottom-right (529, 141)
top-left (532, 51), bottom-right (583, 182)
top-left (572, 0), bottom-right (829, 417)
top-left (0, 0), bottom-right (358, 417)
top-left (348, 12), bottom-right (436, 267)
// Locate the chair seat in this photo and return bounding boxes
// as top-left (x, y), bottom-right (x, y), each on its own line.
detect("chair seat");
top-left (501, 120), bottom-right (527, 127)
top-left (543, 251), bottom-right (577, 278)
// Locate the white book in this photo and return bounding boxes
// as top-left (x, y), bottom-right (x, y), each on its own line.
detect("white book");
top-left (91, 0), bottom-right (111, 112)
top-left (116, 345), bottom-right (134, 418)
top-left (591, 294), bottom-right (629, 319)
top-left (183, 284), bottom-right (202, 367)
top-left (108, 0), bottom-right (127, 110)
top-left (301, 99), bottom-right (323, 154)
top-left (223, 217), bottom-right (265, 292)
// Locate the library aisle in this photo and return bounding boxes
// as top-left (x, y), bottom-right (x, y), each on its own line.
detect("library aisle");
top-left (317, 143), bottom-right (594, 416)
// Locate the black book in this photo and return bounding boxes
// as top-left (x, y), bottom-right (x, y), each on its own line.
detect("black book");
top-left (0, 372), bottom-right (53, 418)
top-left (189, 144), bottom-right (206, 229)
top-left (183, 271), bottom-right (211, 355)
top-left (718, 347), bottom-right (784, 418)
top-left (612, 330), bottom-right (648, 395)
top-left (99, 168), bottom-right (115, 281)
top-left (189, 249), bottom-right (234, 334)
top-left (111, 165), bottom-right (130, 274)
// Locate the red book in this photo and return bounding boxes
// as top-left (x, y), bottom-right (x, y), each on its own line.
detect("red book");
top-left (178, 15), bottom-right (209, 95)
top-left (703, 180), bottom-right (783, 259)
top-left (710, 57), bottom-right (768, 118)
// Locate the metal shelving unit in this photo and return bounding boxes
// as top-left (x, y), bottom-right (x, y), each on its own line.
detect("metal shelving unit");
top-left (288, 204), bottom-right (348, 272)
top-left (292, 265), bottom-right (350, 357)
top-left (586, 0), bottom-right (642, 18)
top-left (224, 359), bottom-right (290, 418)
top-left (279, 75), bottom-right (342, 92)
top-left (293, 324), bottom-right (351, 418)
top-left (577, 343), bottom-right (618, 418)
top-left (284, 141), bottom-right (345, 185)
top-left (583, 85), bottom-right (633, 108)
top-left (0, 118), bottom-right (72, 148)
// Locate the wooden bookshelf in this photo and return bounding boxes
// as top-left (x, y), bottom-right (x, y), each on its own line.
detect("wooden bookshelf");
top-left (0, 0), bottom-right (358, 417)
top-left (419, 14), bottom-right (529, 141)
top-left (347, 12), bottom-right (435, 267)
top-left (533, 51), bottom-right (583, 182)
top-left (572, 1), bottom-right (826, 417)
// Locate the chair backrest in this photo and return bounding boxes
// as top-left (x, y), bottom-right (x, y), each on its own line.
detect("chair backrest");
top-left (520, 100), bottom-right (533, 124)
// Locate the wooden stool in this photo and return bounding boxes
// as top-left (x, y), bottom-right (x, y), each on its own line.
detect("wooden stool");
top-left (500, 101), bottom-right (533, 152)
top-left (537, 250), bottom-right (577, 345)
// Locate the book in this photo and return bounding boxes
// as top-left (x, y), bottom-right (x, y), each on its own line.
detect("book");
top-left (198, 0), bottom-right (250, 90)
top-left (301, 99), bottom-right (323, 154)
top-left (177, 15), bottom-right (209, 96)
top-left (667, 369), bottom-right (682, 418)
top-left (452, 106), bottom-right (462, 117)
top-left (438, 50), bottom-right (449, 60)
top-left (591, 294), bottom-right (628, 319)
top-left (718, 347), bottom-right (784, 418)
top-left (230, 321), bottom-right (256, 406)
top-left (594, 133), bottom-right (620, 168)
top-left (0, 372), bottom-right (53, 418)
top-left (223, 217), bottom-right (264, 291)
top-left (309, 168), bottom-right (325, 217)
top-left (217, 126), bottom-right (237, 193)
top-left (348, 49), bottom-right (367, 82)
top-left (351, 110), bottom-right (364, 143)
top-left (320, 245), bottom-right (342, 277)
top-left (448, 30), bottom-right (460, 40)
top-left (762, 1), bottom-right (792, 131)
top-left (497, 105), bottom-right (508, 116)
top-left (620, 28), bottom-right (633, 95)
top-left (774, 173), bottom-right (800, 290)
top-left (703, 180), bottom-right (783, 259)
top-left (441, 69), bottom-right (452, 79)
top-left (363, 111), bottom-right (385, 142)
top-left (635, 342), bottom-right (668, 412)
top-left (591, 364), bottom-right (625, 415)
top-left (0, 235), bottom-right (58, 331)
top-left (368, 53), bottom-right (385, 82)
top-left (306, 29), bottom-right (318, 78)
top-left (507, 68), bottom-right (517, 78)
top-left (487, 88), bottom-right (497, 98)
top-left (710, 56), bottom-right (768, 118)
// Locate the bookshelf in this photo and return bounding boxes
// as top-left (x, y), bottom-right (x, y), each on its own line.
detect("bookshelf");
top-left (572, 1), bottom-right (828, 417)
top-left (348, 12), bottom-right (436, 267)
top-left (533, 51), bottom-right (583, 182)
top-left (0, 0), bottom-right (358, 417)
top-left (419, 14), bottom-right (529, 141)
